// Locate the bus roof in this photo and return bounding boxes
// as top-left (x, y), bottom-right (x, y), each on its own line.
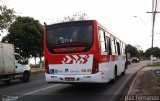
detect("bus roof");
top-left (45, 20), bottom-right (96, 27)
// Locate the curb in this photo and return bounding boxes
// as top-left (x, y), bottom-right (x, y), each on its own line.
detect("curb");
top-left (109, 65), bottom-right (147, 101)
top-left (126, 66), bottom-right (160, 96)
top-left (125, 66), bottom-right (146, 96)
top-left (109, 72), bottom-right (137, 101)
top-left (127, 71), bottom-right (139, 95)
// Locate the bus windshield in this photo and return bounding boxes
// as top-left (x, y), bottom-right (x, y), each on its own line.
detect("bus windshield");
top-left (46, 23), bottom-right (93, 53)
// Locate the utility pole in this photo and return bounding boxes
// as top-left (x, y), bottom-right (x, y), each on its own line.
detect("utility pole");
top-left (147, 0), bottom-right (160, 48)
top-left (147, 11), bottom-right (160, 48)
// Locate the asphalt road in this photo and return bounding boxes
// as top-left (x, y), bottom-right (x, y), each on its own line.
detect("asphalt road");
top-left (0, 61), bottom-right (149, 101)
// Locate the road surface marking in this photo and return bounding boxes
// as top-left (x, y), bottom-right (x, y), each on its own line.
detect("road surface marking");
top-left (23, 84), bottom-right (61, 95)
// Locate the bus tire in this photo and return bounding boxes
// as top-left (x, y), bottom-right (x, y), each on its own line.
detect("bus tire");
top-left (125, 62), bottom-right (128, 70)
top-left (122, 63), bottom-right (127, 76)
top-left (22, 71), bottom-right (30, 82)
top-left (110, 66), bottom-right (117, 84)
top-left (121, 70), bottom-right (125, 76)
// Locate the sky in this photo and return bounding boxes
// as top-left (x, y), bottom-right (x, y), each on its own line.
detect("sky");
top-left (1, 0), bottom-right (160, 51)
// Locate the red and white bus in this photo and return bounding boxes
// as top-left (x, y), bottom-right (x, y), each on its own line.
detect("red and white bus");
top-left (44, 20), bottom-right (127, 83)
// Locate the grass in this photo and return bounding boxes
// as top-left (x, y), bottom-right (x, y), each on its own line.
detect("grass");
top-left (147, 62), bottom-right (160, 67)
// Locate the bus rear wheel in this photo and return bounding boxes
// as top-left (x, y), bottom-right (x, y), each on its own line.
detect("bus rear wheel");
top-left (122, 63), bottom-right (127, 76)
top-left (121, 71), bottom-right (125, 76)
top-left (110, 67), bottom-right (117, 84)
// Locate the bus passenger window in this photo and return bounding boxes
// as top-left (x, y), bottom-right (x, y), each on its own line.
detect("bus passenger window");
top-left (99, 29), bottom-right (106, 52)
top-left (114, 38), bottom-right (117, 54)
top-left (123, 43), bottom-right (126, 54)
top-left (105, 36), bottom-right (111, 54)
top-left (121, 43), bottom-right (126, 54)
top-left (116, 42), bottom-right (121, 55)
top-left (111, 37), bottom-right (116, 54)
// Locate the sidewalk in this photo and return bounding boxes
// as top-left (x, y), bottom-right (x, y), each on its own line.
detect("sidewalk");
top-left (127, 66), bottom-right (160, 96)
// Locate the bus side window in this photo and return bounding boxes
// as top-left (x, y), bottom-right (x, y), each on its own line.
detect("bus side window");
top-left (105, 36), bottom-right (111, 55)
top-left (124, 44), bottom-right (126, 54)
top-left (120, 42), bottom-right (123, 54)
top-left (111, 36), bottom-right (116, 54)
top-left (116, 41), bottom-right (121, 55)
top-left (99, 28), bottom-right (106, 52)
top-left (114, 38), bottom-right (117, 54)
top-left (121, 43), bottom-right (126, 54)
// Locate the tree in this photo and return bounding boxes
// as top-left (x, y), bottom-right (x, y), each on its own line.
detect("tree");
top-left (63, 12), bottom-right (88, 22)
top-left (0, 2), bottom-right (15, 31)
top-left (126, 44), bottom-right (138, 57)
top-left (2, 16), bottom-right (43, 64)
top-left (134, 45), bottom-right (144, 59)
top-left (144, 47), bottom-right (160, 59)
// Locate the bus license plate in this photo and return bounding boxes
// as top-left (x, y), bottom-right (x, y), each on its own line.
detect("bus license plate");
top-left (65, 77), bottom-right (75, 81)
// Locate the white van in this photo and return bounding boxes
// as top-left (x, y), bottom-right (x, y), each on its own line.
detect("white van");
top-left (0, 43), bottom-right (31, 83)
